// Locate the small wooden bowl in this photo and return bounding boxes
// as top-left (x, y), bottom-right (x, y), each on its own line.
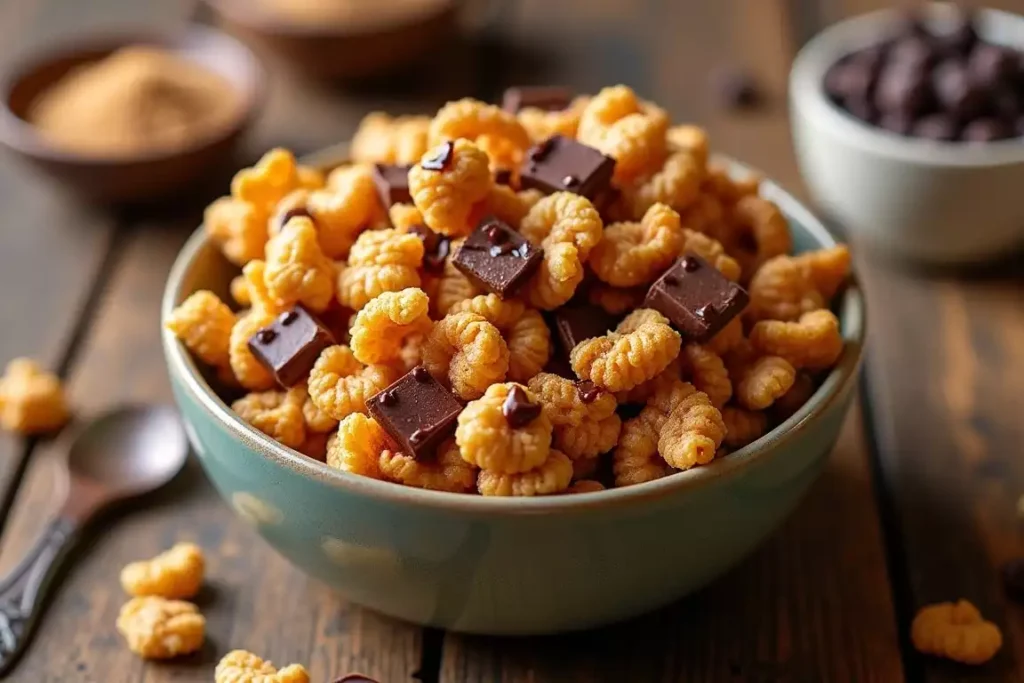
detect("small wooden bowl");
top-left (0, 25), bottom-right (265, 204)
top-left (207, 0), bottom-right (459, 80)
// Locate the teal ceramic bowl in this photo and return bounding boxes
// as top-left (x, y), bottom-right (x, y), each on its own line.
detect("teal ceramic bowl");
top-left (161, 146), bottom-right (865, 635)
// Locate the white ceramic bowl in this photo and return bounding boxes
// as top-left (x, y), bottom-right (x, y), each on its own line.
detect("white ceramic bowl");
top-left (790, 3), bottom-right (1024, 263)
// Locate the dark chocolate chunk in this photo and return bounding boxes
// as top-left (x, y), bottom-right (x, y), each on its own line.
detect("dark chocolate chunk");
top-left (502, 85), bottom-right (572, 113)
top-left (248, 307), bottom-right (336, 388)
top-left (1003, 557), bottom-right (1024, 601)
top-left (961, 117), bottom-right (1012, 142)
top-left (502, 385), bottom-right (542, 428)
top-left (932, 59), bottom-right (985, 121)
top-left (452, 217), bottom-right (541, 298)
top-left (366, 367), bottom-right (462, 461)
top-left (552, 305), bottom-right (619, 357)
top-left (576, 380), bottom-right (602, 404)
top-left (408, 224), bottom-right (451, 275)
top-left (520, 135), bottom-right (615, 201)
top-left (644, 254), bottom-right (749, 343)
top-left (421, 141), bottom-right (454, 171)
top-left (280, 206), bottom-right (312, 227)
top-left (711, 65), bottom-right (763, 110)
top-left (318, 304), bottom-right (353, 345)
top-left (372, 163), bottom-right (413, 207)
top-left (911, 113), bottom-right (958, 141)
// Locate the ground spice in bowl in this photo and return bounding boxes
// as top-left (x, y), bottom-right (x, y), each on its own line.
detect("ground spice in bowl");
top-left (28, 46), bottom-right (241, 158)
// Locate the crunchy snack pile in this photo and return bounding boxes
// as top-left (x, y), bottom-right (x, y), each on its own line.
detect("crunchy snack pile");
top-left (169, 84), bottom-right (852, 496)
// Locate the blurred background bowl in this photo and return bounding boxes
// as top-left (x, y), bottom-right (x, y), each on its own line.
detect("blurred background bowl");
top-left (0, 24), bottom-right (265, 204)
top-left (790, 3), bottom-right (1024, 264)
top-left (206, 0), bottom-right (459, 81)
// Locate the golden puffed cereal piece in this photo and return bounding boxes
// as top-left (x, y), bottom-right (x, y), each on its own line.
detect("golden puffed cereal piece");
top-left (587, 282), bottom-right (646, 316)
top-left (727, 195), bottom-right (792, 278)
top-left (571, 314), bottom-right (681, 393)
top-left (120, 542), bottom-right (204, 600)
top-left (351, 112), bottom-right (431, 165)
top-left (590, 203), bottom-right (684, 288)
top-left (477, 133), bottom-right (525, 174)
top-left (421, 311), bottom-right (509, 400)
top-left (771, 372), bottom-right (816, 421)
top-left (297, 165), bottom-right (325, 191)
top-left (241, 259), bottom-right (280, 314)
top-left (327, 413), bottom-right (385, 479)
top-left (389, 203), bottom-right (424, 231)
top-left (616, 308), bottom-right (669, 333)
top-left (612, 357), bottom-right (681, 406)
top-left (231, 148), bottom-right (300, 215)
top-left (116, 597), bottom-right (205, 660)
top-left (750, 309), bottom-right (844, 371)
top-left (482, 184), bottom-right (543, 229)
top-left (449, 294), bottom-right (551, 382)
top-left (432, 245), bottom-right (480, 317)
top-left (667, 124), bottom-right (710, 167)
top-left (307, 345), bottom-right (397, 421)
top-left (264, 216), bottom-right (336, 313)
top-left (747, 245), bottom-right (851, 322)
top-left (429, 98), bottom-right (531, 154)
top-left (302, 386), bottom-right (338, 433)
top-left (658, 390), bottom-right (726, 470)
top-left (735, 356), bottom-right (796, 411)
top-left (680, 228), bottom-right (742, 282)
top-left (232, 386), bottom-right (306, 449)
top-left (630, 151), bottom-right (704, 216)
top-left (311, 164), bottom-right (386, 259)
top-left (337, 228), bottom-right (423, 311)
top-left (215, 649), bottom-right (310, 683)
top-left (165, 291), bottom-right (236, 369)
top-left (528, 373), bottom-right (621, 461)
top-left (517, 95), bottom-right (589, 141)
top-left (680, 344), bottom-right (731, 409)
top-left (679, 191), bottom-right (727, 238)
top-left (230, 274), bottom-right (251, 307)
top-left (378, 438), bottom-right (477, 493)
top-left (518, 192), bottom-right (604, 309)
top-left (229, 312), bottom-right (276, 391)
top-left (721, 406), bottom-right (769, 448)
top-left (704, 317), bottom-right (744, 356)
top-left (409, 139), bottom-right (492, 236)
top-left (578, 85), bottom-right (669, 183)
top-left (477, 449), bottom-right (573, 496)
top-left (0, 359), bottom-right (69, 435)
top-left (349, 288), bottom-right (432, 365)
top-left (455, 383), bottom-right (552, 474)
top-left (567, 479), bottom-right (606, 494)
top-left (704, 163), bottom-right (761, 205)
top-left (204, 196), bottom-right (268, 266)
top-left (911, 600), bottom-right (1002, 665)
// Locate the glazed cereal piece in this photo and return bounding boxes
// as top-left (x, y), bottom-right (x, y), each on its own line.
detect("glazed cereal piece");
top-left (310, 164), bottom-right (386, 259)
top-left (630, 150), bottom-right (704, 216)
top-left (735, 356), bottom-right (796, 411)
top-left (215, 650), bottom-right (310, 683)
top-left (307, 345), bottom-right (398, 420)
top-left (771, 372), bottom-right (816, 421)
top-left (750, 309), bottom-right (844, 371)
top-left (449, 294), bottom-right (551, 382)
top-left (351, 112), bottom-right (431, 165)
top-left (421, 311), bottom-right (510, 400)
top-left (577, 85), bottom-right (669, 183)
top-left (409, 139), bottom-right (492, 236)
top-left (658, 389), bottom-right (726, 470)
top-left (455, 383), bottom-right (552, 474)
top-left (165, 291), bottom-right (236, 369)
top-left (517, 95), bottom-right (589, 142)
top-left (911, 600), bottom-right (1002, 665)
top-left (570, 313), bottom-right (681, 393)
top-left (205, 196), bottom-right (268, 266)
top-left (567, 479), bottom-right (606, 494)
top-left (229, 310), bottom-right (277, 391)
top-left (327, 413), bottom-right (386, 479)
top-left (680, 228), bottom-right (742, 282)
top-left (349, 288), bottom-right (432, 365)
top-left (337, 228), bottom-right (424, 311)
top-left (116, 596), bottom-right (205, 660)
top-left (429, 98), bottom-right (531, 156)
top-left (667, 124), bottom-right (710, 167)
top-left (587, 282), bottom-right (646, 316)
top-left (518, 192), bottom-right (604, 309)
top-left (590, 203), bottom-right (684, 288)
top-left (433, 246), bottom-right (481, 316)
top-left (721, 406), bottom-right (769, 448)
top-left (704, 317), bottom-right (744, 356)
top-left (0, 359), bottom-right (69, 435)
top-left (528, 373), bottom-right (621, 461)
top-left (680, 343), bottom-right (732, 409)
top-left (120, 543), bottom-right (204, 600)
top-left (747, 245), bottom-right (851, 322)
top-left (727, 195), bottom-right (792, 278)
top-left (264, 216), bottom-right (336, 313)
top-left (477, 449), bottom-right (573, 496)
top-left (232, 385), bottom-right (306, 449)
top-left (378, 438), bottom-right (477, 493)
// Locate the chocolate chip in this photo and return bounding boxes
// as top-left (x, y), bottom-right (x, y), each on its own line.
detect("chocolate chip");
top-left (372, 164), bottom-right (413, 207)
top-left (501, 386), bottom-right (542, 428)
top-left (408, 224), bottom-right (450, 275)
top-left (367, 368), bottom-right (463, 461)
top-left (681, 256), bottom-right (701, 272)
top-left (280, 311), bottom-right (298, 325)
top-left (379, 389), bottom-right (397, 406)
top-left (644, 254), bottom-right (750, 343)
top-left (452, 218), bottom-right (542, 299)
top-left (256, 329), bottom-right (277, 344)
top-left (502, 85), bottom-right (572, 113)
top-left (1003, 558), bottom-right (1024, 601)
top-left (281, 207), bottom-right (312, 227)
top-left (961, 117), bottom-right (1012, 142)
top-left (486, 224), bottom-right (507, 244)
top-left (412, 366), bottom-right (430, 382)
top-left (248, 307), bottom-right (336, 388)
top-left (530, 138), bottom-right (554, 161)
top-left (576, 380), bottom-right (601, 404)
top-left (520, 135), bottom-right (615, 201)
top-left (422, 141), bottom-right (454, 171)
top-left (562, 174), bottom-right (579, 187)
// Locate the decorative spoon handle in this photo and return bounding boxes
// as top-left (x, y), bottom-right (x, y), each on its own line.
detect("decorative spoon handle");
top-left (0, 516), bottom-right (80, 676)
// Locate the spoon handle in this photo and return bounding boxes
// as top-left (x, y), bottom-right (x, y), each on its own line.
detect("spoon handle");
top-left (0, 515), bottom-right (80, 675)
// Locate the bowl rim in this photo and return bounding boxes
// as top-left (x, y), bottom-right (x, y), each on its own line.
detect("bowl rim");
top-left (161, 143), bottom-right (866, 516)
top-left (205, 0), bottom-right (457, 38)
top-left (790, 1), bottom-right (1024, 168)
top-left (0, 24), bottom-right (267, 166)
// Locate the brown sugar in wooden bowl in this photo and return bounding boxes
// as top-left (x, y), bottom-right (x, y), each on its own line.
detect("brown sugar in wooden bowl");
top-left (0, 25), bottom-right (265, 204)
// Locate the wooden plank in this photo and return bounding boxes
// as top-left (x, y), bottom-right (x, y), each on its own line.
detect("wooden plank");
top-left (441, 0), bottom-right (904, 680)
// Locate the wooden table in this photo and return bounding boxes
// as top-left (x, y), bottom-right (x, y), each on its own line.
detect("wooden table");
top-left (0, 0), bottom-right (1021, 680)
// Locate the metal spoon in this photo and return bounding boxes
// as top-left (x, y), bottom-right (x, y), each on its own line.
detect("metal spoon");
top-left (0, 405), bottom-right (188, 676)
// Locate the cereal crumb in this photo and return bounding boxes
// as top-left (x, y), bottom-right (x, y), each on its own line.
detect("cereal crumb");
top-left (120, 542), bottom-right (205, 599)
top-left (215, 649), bottom-right (310, 683)
top-left (0, 358), bottom-right (70, 435)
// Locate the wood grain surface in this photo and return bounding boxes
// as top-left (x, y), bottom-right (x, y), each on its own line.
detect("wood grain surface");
top-left (0, 0), bottom-right (1020, 681)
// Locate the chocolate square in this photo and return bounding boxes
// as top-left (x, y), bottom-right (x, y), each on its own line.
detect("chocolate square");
top-left (366, 367), bottom-right (463, 460)
top-left (452, 217), bottom-right (542, 299)
top-left (520, 135), bottom-right (615, 201)
top-left (552, 305), bottom-right (620, 355)
top-left (372, 164), bottom-right (412, 207)
top-left (644, 254), bottom-right (749, 343)
top-left (502, 86), bottom-right (572, 113)
top-left (248, 307), bottom-right (336, 388)
top-left (408, 224), bottom-right (451, 275)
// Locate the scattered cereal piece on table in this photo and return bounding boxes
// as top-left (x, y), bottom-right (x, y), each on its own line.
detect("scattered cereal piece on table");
top-left (215, 649), bottom-right (310, 683)
top-left (0, 358), bottom-right (70, 435)
top-left (911, 600), bottom-right (1002, 665)
top-left (120, 542), bottom-right (204, 600)
top-left (116, 596), bottom-right (205, 659)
